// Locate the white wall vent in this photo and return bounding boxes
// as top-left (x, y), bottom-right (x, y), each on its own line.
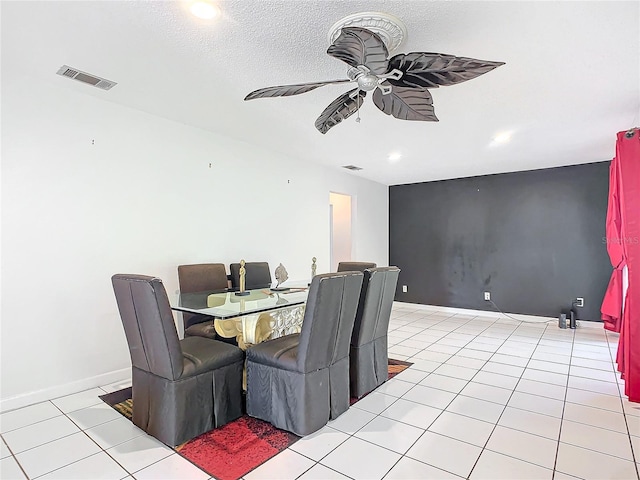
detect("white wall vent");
top-left (56, 65), bottom-right (117, 90)
top-left (342, 165), bottom-right (363, 171)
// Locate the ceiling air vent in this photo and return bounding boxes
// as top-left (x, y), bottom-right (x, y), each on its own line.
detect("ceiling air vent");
top-left (342, 165), bottom-right (363, 171)
top-left (56, 65), bottom-right (117, 90)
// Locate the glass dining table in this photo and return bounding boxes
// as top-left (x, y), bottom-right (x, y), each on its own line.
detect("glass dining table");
top-left (172, 285), bottom-right (309, 350)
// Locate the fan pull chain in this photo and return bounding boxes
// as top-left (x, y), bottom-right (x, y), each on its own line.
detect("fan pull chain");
top-left (355, 91), bottom-right (361, 123)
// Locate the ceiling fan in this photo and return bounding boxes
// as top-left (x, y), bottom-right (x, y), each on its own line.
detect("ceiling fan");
top-left (244, 22), bottom-right (504, 134)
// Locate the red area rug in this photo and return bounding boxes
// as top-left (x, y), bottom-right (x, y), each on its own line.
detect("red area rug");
top-left (100, 358), bottom-right (411, 480)
top-left (177, 415), bottom-right (298, 480)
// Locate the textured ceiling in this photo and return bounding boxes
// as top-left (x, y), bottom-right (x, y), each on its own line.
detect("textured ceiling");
top-left (2, 0), bottom-right (639, 185)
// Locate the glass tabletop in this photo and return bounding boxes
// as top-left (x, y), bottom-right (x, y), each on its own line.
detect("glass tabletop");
top-left (172, 286), bottom-right (309, 319)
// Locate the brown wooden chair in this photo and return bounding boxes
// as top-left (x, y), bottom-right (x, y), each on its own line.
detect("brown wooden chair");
top-left (229, 262), bottom-right (272, 290)
top-left (337, 261), bottom-right (377, 272)
top-left (178, 263), bottom-right (228, 339)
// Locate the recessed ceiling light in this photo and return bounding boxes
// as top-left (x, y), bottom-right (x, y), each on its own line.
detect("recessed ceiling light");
top-left (388, 152), bottom-right (402, 162)
top-left (190, 1), bottom-right (221, 20)
top-left (492, 131), bottom-right (512, 144)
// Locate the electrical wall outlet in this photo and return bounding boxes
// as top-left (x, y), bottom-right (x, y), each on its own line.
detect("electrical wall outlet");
top-left (575, 297), bottom-right (584, 307)
top-left (484, 292), bottom-right (491, 301)
top-left (402, 285), bottom-right (408, 293)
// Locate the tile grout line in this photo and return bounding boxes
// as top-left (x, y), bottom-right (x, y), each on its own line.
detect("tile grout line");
top-left (466, 320), bottom-right (559, 478)
top-left (550, 320), bottom-right (576, 479)
top-left (12, 395), bottom-right (171, 480)
top-left (606, 330), bottom-right (640, 480)
top-left (5, 306), bottom-right (634, 480)
top-left (0, 400), bottom-right (65, 434)
top-left (290, 436), bottom-right (355, 480)
top-left (1, 432), bottom-right (30, 480)
top-left (290, 355), bottom-right (419, 480)
top-left (63, 410), bottom-right (145, 480)
top-left (397, 314), bottom-right (512, 478)
top-left (237, 313), bottom-right (628, 479)
top-left (311, 312), bottom-right (491, 480)
top-left (319, 313), bottom-right (586, 479)
top-left (5, 400), bottom-right (71, 480)
top-left (383, 314), bottom-right (485, 478)
top-left (293, 455), bottom-right (355, 480)
top-left (6, 399), bottom-right (138, 480)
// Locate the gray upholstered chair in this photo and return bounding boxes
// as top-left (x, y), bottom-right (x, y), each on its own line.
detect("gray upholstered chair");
top-left (229, 262), bottom-right (271, 290)
top-left (178, 263), bottom-right (229, 339)
top-left (245, 271), bottom-right (364, 436)
top-left (111, 274), bottom-right (244, 446)
top-left (337, 261), bottom-right (377, 272)
top-left (350, 267), bottom-right (401, 398)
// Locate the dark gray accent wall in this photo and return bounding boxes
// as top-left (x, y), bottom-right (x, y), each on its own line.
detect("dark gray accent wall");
top-left (389, 162), bottom-right (611, 321)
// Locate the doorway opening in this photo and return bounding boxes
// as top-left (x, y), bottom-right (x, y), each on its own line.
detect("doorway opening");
top-left (329, 192), bottom-right (353, 272)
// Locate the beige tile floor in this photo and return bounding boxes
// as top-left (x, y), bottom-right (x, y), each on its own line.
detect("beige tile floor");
top-left (1, 304), bottom-right (639, 479)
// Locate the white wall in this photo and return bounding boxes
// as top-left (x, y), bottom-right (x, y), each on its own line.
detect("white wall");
top-left (329, 192), bottom-right (352, 271)
top-left (0, 73), bottom-right (389, 411)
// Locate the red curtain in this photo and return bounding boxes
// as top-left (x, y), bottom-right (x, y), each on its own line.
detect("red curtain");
top-left (601, 129), bottom-right (639, 402)
top-left (601, 155), bottom-right (625, 332)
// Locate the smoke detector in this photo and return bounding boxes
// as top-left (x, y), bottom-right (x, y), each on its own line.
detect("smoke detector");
top-left (56, 65), bottom-right (117, 90)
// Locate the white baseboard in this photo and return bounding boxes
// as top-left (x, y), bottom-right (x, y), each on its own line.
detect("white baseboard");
top-left (392, 301), bottom-right (603, 328)
top-left (0, 368), bottom-right (131, 413)
top-left (2, 303), bottom-right (604, 414)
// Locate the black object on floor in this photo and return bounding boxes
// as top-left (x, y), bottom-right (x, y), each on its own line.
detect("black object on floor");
top-left (558, 313), bottom-right (567, 329)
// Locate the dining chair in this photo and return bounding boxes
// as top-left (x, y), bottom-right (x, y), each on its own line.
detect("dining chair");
top-left (229, 261), bottom-right (272, 290)
top-left (178, 263), bottom-right (229, 339)
top-left (349, 266), bottom-right (401, 398)
top-left (337, 261), bottom-right (377, 272)
top-left (245, 271), bottom-right (364, 436)
top-left (111, 274), bottom-right (244, 446)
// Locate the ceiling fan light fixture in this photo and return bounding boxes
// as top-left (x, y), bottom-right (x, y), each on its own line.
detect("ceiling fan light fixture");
top-left (357, 74), bottom-right (379, 91)
top-left (189, 1), bottom-right (221, 20)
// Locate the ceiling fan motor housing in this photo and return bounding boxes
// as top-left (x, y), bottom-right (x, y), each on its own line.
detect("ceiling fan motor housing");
top-left (357, 73), bottom-right (379, 91)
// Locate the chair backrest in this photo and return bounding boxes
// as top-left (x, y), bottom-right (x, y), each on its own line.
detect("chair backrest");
top-left (178, 263), bottom-right (229, 330)
top-left (351, 267), bottom-right (401, 347)
top-left (297, 271), bottom-right (364, 373)
top-left (112, 274), bottom-right (184, 381)
top-left (177, 263), bottom-right (229, 293)
top-left (337, 261), bottom-right (377, 272)
top-left (229, 262), bottom-right (271, 290)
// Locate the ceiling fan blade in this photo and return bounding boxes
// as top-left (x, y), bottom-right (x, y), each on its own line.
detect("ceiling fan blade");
top-left (373, 86), bottom-right (438, 122)
top-left (387, 53), bottom-right (505, 89)
top-left (244, 79), bottom-right (352, 101)
top-left (315, 88), bottom-right (367, 134)
top-left (327, 27), bottom-right (389, 75)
